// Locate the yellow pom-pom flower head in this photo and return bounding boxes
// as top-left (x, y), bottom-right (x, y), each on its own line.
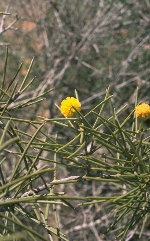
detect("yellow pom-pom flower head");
top-left (135, 103), bottom-right (150, 120)
top-left (60, 97), bottom-right (81, 117)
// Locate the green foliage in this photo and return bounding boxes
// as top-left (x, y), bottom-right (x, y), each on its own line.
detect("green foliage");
top-left (54, 89), bottom-right (150, 240)
top-left (0, 51), bottom-right (69, 241)
top-left (0, 51), bottom-right (150, 240)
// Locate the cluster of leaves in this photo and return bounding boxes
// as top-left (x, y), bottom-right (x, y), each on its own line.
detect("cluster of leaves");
top-left (0, 50), bottom-right (71, 241)
top-left (0, 49), bottom-right (150, 240)
top-left (54, 90), bottom-right (150, 240)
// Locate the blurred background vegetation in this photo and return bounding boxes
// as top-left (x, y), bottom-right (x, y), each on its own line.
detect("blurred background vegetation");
top-left (0, 0), bottom-right (150, 240)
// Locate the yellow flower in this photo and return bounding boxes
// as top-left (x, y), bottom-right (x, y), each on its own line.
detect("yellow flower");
top-left (60, 97), bottom-right (81, 117)
top-left (135, 103), bottom-right (150, 120)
